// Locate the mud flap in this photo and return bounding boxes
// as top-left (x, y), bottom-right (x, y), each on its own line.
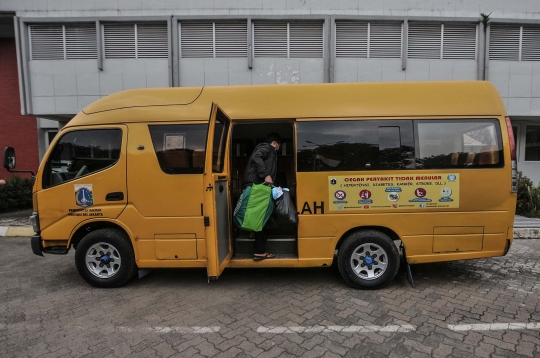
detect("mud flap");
top-left (400, 242), bottom-right (415, 288)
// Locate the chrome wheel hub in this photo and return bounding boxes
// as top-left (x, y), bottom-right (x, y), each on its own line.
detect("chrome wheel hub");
top-left (350, 243), bottom-right (388, 280)
top-left (85, 242), bottom-right (122, 279)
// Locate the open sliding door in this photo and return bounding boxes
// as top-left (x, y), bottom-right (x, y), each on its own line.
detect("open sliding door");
top-left (204, 103), bottom-right (232, 279)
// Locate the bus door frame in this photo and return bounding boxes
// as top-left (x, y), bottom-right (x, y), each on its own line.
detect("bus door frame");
top-left (204, 103), bottom-right (233, 279)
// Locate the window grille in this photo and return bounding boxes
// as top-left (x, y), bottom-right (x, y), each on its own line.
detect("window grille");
top-left (335, 21), bottom-right (401, 59)
top-left (30, 24), bottom-right (97, 60)
top-left (104, 23), bottom-right (168, 59)
top-left (442, 23), bottom-right (477, 60)
top-left (180, 21), bottom-right (247, 58)
top-left (522, 26), bottom-right (540, 61)
top-left (335, 21), bottom-right (367, 58)
top-left (180, 22), bottom-right (213, 58)
top-left (490, 24), bottom-right (540, 61)
top-left (408, 22), bottom-right (477, 60)
top-left (408, 23), bottom-right (441, 59)
top-left (138, 24), bottom-right (169, 59)
top-left (489, 24), bottom-right (520, 61)
top-left (253, 21), bottom-right (323, 58)
top-left (215, 21), bottom-right (248, 58)
top-left (289, 22), bottom-right (323, 58)
top-left (369, 22), bottom-right (402, 59)
top-left (253, 21), bottom-right (288, 57)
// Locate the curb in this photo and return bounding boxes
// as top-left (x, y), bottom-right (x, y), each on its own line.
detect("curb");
top-left (0, 226), bottom-right (35, 237)
top-left (513, 228), bottom-right (540, 239)
top-left (0, 226), bottom-right (539, 239)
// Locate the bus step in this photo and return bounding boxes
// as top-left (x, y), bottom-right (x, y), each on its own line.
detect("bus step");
top-left (234, 237), bottom-right (297, 255)
top-left (232, 253), bottom-right (297, 260)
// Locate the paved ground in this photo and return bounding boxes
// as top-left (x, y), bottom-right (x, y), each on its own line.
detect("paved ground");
top-left (1, 237), bottom-right (540, 358)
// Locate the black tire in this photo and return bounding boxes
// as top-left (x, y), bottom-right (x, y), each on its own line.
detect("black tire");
top-left (337, 230), bottom-right (400, 289)
top-left (75, 228), bottom-right (137, 288)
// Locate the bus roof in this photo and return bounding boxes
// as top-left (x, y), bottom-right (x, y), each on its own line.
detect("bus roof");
top-left (71, 81), bottom-right (506, 127)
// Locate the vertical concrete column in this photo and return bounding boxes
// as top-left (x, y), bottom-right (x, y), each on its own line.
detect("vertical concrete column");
top-left (96, 20), bottom-right (103, 71)
top-left (325, 15), bottom-right (331, 83)
top-left (248, 18), bottom-right (252, 70)
top-left (167, 16), bottom-right (173, 87)
top-left (485, 24), bottom-right (490, 81)
top-left (18, 19), bottom-right (32, 114)
top-left (172, 17), bottom-right (180, 87)
top-left (477, 22), bottom-right (485, 80)
top-left (401, 20), bottom-right (408, 71)
top-left (14, 16), bottom-right (27, 115)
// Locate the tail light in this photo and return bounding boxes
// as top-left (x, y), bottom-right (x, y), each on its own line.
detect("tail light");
top-left (505, 116), bottom-right (518, 192)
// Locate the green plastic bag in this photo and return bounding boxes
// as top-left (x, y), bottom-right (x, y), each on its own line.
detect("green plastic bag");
top-left (233, 183), bottom-right (274, 232)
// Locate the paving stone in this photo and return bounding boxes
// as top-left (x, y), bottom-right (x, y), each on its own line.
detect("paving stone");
top-left (1, 238), bottom-right (540, 357)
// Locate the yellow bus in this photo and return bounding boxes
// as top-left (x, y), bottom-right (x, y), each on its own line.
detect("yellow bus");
top-left (4, 81), bottom-right (517, 289)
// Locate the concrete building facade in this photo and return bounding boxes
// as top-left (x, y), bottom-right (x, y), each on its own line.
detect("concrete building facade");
top-left (2, 0), bottom-right (540, 181)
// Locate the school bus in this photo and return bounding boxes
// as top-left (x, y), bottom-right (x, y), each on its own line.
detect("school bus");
top-left (4, 81), bottom-right (517, 289)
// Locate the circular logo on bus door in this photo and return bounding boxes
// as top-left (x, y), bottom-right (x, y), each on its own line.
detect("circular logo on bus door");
top-left (359, 190), bottom-right (371, 200)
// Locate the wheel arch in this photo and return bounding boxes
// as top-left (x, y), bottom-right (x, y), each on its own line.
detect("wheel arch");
top-left (69, 219), bottom-right (134, 253)
top-left (335, 226), bottom-right (402, 254)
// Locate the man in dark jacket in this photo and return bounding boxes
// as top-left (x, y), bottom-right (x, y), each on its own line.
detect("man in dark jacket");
top-left (242, 132), bottom-right (281, 260)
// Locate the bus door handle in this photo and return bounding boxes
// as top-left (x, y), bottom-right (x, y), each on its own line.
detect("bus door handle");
top-left (106, 192), bottom-right (124, 201)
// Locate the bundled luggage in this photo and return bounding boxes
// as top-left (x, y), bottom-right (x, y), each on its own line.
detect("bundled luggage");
top-left (233, 183), bottom-right (274, 232)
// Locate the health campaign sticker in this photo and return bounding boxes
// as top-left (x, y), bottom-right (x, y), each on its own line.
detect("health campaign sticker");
top-left (75, 184), bottom-right (94, 208)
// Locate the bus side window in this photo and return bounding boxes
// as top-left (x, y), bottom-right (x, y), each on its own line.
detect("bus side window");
top-left (296, 120), bottom-right (414, 172)
top-left (148, 124), bottom-right (208, 175)
top-left (415, 119), bottom-right (503, 169)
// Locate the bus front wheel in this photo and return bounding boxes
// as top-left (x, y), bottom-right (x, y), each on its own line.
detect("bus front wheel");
top-left (75, 228), bottom-right (136, 288)
top-left (337, 230), bottom-right (400, 289)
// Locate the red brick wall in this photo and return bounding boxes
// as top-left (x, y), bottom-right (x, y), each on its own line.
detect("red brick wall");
top-left (0, 38), bottom-right (38, 180)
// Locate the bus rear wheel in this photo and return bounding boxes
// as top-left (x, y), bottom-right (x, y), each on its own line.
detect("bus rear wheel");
top-left (75, 228), bottom-right (136, 288)
top-left (337, 230), bottom-right (400, 289)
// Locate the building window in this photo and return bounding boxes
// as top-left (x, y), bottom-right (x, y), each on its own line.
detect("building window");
top-left (490, 24), bottom-right (540, 61)
top-left (45, 130), bottom-right (58, 148)
top-left (104, 23), bottom-right (168, 59)
top-left (335, 21), bottom-right (402, 59)
top-left (254, 21), bottom-right (323, 58)
top-left (408, 22), bottom-right (477, 60)
top-left (30, 24), bottom-right (97, 60)
top-left (525, 125), bottom-right (540, 161)
top-left (180, 21), bottom-right (247, 58)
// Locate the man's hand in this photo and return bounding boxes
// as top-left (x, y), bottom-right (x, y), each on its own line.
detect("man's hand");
top-left (264, 175), bottom-right (273, 185)
top-left (0, 179), bottom-right (5, 186)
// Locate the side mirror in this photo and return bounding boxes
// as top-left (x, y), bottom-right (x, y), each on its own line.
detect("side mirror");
top-left (3, 147), bottom-right (15, 170)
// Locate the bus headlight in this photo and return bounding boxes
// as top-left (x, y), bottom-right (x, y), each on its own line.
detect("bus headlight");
top-left (29, 212), bottom-right (40, 233)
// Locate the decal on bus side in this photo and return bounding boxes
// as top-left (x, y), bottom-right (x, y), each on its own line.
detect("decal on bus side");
top-left (301, 202), bottom-right (325, 215)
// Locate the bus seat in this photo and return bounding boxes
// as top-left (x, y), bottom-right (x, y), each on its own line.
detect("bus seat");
top-left (479, 146), bottom-right (499, 165)
top-left (192, 149), bottom-right (205, 168)
top-left (446, 152), bottom-right (458, 166)
top-left (465, 152), bottom-right (475, 165)
top-left (458, 152), bottom-right (475, 166)
top-left (160, 150), bottom-right (190, 168)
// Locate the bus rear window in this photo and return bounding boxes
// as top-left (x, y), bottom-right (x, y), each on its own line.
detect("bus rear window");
top-left (415, 119), bottom-right (503, 169)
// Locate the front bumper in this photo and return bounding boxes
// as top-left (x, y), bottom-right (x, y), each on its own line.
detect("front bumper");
top-left (31, 235), bottom-right (44, 257)
top-left (30, 235), bottom-right (70, 256)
